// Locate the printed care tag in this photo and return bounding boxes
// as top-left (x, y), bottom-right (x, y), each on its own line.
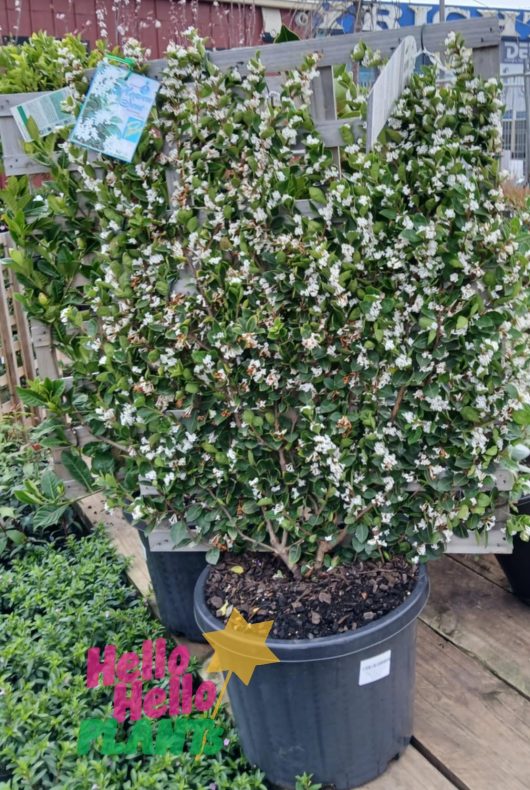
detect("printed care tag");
top-left (359, 650), bottom-right (391, 686)
top-left (11, 87), bottom-right (74, 142)
top-left (69, 62), bottom-right (159, 163)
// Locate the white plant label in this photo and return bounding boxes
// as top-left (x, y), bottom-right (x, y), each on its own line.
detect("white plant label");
top-left (359, 650), bottom-right (392, 686)
top-left (11, 87), bottom-right (74, 142)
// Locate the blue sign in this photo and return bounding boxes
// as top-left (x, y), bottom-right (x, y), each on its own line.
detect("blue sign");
top-left (318, 2), bottom-right (530, 61)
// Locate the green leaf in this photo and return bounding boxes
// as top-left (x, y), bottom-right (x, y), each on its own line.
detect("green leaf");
top-left (274, 25), bottom-right (300, 43)
top-left (16, 387), bottom-right (48, 407)
top-left (14, 489), bottom-right (42, 505)
top-left (6, 529), bottom-right (26, 545)
top-left (288, 544), bottom-right (301, 566)
top-left (0, 506), bottom-right (16, 519)
top-left (186, 504), bottom-right (203, 522)
top-left (170, 521), bottom-right (190, 547)
top-left (41, 469), bottom-right (61, 501)
top-left (33, 503), bottom-right (69, 529)
top-left (25, 115), bottom-right (41, 142)
top-left (355, 523), bottom-right (369, 543)
top-left (309, 187), bottom-right (326, 205)
top-left (60, 450), bottom-right (95, 492)
top-left (205, 547), bottom-right (220, 565)
top-left (461, 406), bottom-right (481, 423)
top-left (513, 406), bottom-right (530, 426)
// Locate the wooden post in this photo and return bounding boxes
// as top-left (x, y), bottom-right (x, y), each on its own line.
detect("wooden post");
top-left (524, 60), bottom-right (530, 185)
top-left (0, 264), bottom-right (21, 409)
top-left (30, 320), bottom-right (60, 380)
top-left (311, 66), bottom-right (340, 170)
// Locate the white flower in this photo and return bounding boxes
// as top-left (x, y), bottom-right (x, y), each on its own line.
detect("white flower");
top-left (302, 334), bottom-right (319, 351)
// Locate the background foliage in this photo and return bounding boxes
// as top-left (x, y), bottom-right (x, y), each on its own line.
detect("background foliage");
top-left (0, 527), bottom-right (267, 789)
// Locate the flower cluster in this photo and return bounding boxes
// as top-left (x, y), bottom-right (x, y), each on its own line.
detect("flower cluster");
top-left (7, 32), bottom-right (530, 575)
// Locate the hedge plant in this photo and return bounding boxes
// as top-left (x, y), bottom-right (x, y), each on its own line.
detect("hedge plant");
top-left (0, 528), bottom-right (267, 789)
top-left (4, 32), bottom-right (530, 577)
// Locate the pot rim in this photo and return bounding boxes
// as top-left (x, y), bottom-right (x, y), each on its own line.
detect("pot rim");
top-left (194, 563), bottom-right (429, 663)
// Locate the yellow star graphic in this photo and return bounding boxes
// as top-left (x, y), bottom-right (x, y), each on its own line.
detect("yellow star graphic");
top-left (203, 608), bottom-right (280, 686)
top-left (195, 608), bottom-right (280, 760)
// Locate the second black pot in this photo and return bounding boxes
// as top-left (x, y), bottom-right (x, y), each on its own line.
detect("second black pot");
top-left (137, 530), bottom-right (207, 641)
top-left (123, 511), bottom-right (207, 641)
top-left (194, 565), bottom-right (429, 789)
top-left (496, 495), bottom-right (530, 604)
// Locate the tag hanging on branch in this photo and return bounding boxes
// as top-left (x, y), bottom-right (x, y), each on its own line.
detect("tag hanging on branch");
top-left (69, 60), bottom-right (159, 163)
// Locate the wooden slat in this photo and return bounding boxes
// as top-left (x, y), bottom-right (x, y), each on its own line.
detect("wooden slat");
top-left (30, 319), bottom-right (60, 379)
top-left (0, 266), bottom-right (20, 406)
top-left (420, 557), bottom-right (530, 697)
top-left (451, 554), bottom-right (510, 591)
top-left (311, 66), bottom-right (340, 169)
top-left (192, 18), bottom-right (501, 75)
top-left (80, 493), bottom-right (153, 597)
top-left (472, 45), bottom-right (501, 80)
top-left (364, 745), bottom-right (454, 790)
top-left (445, 526), bottom-right (511, 555)
top-left (0, 91), bottom-right (44, 114)
top-left (148, 525), bottom-right (209, 553)
top-left (7, 267), bottom-right (36, 383)
top-left (0, 19), bottom-right (499, 177)
top-left (0, 115), bottom-right (47, 176)
top-left (415, 623), bottom-right (530, 789)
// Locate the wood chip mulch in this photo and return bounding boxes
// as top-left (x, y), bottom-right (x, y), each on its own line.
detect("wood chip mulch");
top-left (204, 552), bottom-right (419, 640)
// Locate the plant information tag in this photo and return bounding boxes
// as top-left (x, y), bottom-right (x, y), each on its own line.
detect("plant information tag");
top-left (11, 87), bottom-right (74, 142)
top-left (358, 650), bottom-right (391, 686)
top-left (69, 62), bottom-right (159, 163)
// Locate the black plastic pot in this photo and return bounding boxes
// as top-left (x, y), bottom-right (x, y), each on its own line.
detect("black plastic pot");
top-left (496, 495), bottom-right (530, 604)
top-left (123, 512), bottom-right (207, 641)
top-left (194, 565), bottom-right (429, 789)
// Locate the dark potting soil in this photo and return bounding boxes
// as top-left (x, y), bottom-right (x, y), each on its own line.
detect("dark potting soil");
top-left (204, 553), bottom-right (419, 639)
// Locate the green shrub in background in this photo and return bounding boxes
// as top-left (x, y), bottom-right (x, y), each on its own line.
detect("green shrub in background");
top-left (0, 32), bottom-right (103, 94)
top-left (0, 528), bottom-right (267, 789)
top-left (0, 415), bottom-right (95, 559)
top-left (0, 415), bottom-right (76, 559)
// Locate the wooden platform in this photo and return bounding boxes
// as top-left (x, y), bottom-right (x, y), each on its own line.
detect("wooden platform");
top-left (80, 495), bottom-right (530, 789)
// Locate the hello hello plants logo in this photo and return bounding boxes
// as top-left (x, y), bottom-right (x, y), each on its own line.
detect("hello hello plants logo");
top-left (77, 609), bottom-right (279, 758)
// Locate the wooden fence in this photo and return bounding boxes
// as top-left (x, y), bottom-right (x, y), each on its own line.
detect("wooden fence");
top-left (0, 18), bottom-right (513, 552)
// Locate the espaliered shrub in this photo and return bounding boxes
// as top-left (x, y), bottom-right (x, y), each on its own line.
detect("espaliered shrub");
top-left (5, 33), bottom-right (530, 576)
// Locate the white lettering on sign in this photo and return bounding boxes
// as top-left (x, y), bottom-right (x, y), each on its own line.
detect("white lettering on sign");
top-left (366, 36), bottom-right (417, 151)
top-left (359, 649), bottom-right (392, 686)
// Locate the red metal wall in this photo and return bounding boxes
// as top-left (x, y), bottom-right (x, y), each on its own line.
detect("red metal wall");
top-left (0, 1), bottom-right (295, 55)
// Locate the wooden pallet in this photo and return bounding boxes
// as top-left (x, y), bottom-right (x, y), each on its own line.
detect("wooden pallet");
top-left (84, 493), bottom-right (530, 789)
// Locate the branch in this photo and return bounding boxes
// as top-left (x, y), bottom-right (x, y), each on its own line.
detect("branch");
top-left (390, 386), bottom-right (406, 423)
top-left (313, 501), bottom-right (378, 570)
top-left (261, 507), bottom-right (301, 579)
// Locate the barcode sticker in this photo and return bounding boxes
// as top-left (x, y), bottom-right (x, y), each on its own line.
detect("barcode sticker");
top-left (359, 650), bottom-right (391, 686)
